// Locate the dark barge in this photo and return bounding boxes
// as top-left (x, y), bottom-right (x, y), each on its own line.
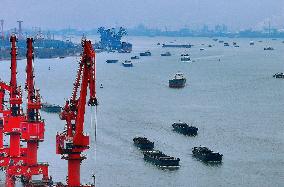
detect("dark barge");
top-left (106, 59), bottom-right (118, 63)
top-left (172, 122), bottom-right (198, 136)
top-left (192, 147), bottom-right (223, 162)
top-left (133, 137), bottom-right (154, 150)
top-left (143, 150), bottom-right (180, 168)
top-left (131, 56), bottom-right (139, 60)
top-left (140, 51), bottom-right (151, 56)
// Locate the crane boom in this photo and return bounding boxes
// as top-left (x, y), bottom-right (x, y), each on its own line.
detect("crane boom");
top-left (74, 40), bottom-right (97, 145)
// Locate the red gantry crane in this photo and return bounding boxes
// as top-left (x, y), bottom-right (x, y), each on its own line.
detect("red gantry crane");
top-left (5, 37), bottom-right (51, 186)
top-left (0, 35), bottom-right (27, 186)
top-left (56, 39), bottom-right (97, 187)
top-left (0, 35), bottom-right (98, 187)
top-left (0, 36), bottom-right (51, 187)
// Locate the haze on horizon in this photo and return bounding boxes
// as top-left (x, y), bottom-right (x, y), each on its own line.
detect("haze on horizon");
top-left (1, 0), bottom-right (284, 31)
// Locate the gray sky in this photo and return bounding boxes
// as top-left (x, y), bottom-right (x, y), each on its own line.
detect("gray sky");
top-left (1, 0), bottom-right (284, 30)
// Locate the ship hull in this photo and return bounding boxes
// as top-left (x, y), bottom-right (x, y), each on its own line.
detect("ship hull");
top-left (122, 63), bottom-right (133, 67)
top-left (169, 79), bottom-right (186, 88)
top-left (192, 147), bottom-right (223, 162)
top-left (133, 137), bottom-right (154, 150)
top-left (131, 56), bottom-right (139, 60)
top-left (139, 52), bottom-right (151, 56)
top-left (172, 125), bottom-right (198, 136)
top-left (192, 152), bottom-right (223, 162)
top-left (143, 151), bottom-right (180, 168)
top-left (106, 60), bottom-right (118, 63)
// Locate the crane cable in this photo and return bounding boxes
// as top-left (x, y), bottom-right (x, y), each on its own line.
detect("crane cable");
top-left (90, 105), bottom-right (97, 186)
top-left (90, 106), bottom-right (98, 142)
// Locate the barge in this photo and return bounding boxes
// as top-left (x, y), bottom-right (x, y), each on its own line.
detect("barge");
top-left (162, 44), bottom-right (192, 48)
top-left (106, 59), bottom-right (118, 63)
top-left (264, 47), bottom-right (274, 50)
top-left (192, 147), bottom-right (223, 162)
top-left (131, 56), bottom-right (139, 60)
top-left (143, 150), bottom-right (180, 168)
top-left (133, 137), bottom-right (154, 150)
top-left (172, 122), bottom-right (198, 136)
top-left (140, 51), bottom-right (151, 56)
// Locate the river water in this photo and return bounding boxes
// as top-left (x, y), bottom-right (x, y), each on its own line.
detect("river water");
top-left (0, 36), bottom-right (283, 187)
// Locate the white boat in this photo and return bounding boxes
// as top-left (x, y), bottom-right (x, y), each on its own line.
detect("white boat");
top-left (122, 60), bottom-right (133, 67)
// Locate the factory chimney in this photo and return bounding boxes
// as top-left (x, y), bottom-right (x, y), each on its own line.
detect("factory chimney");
top-left (17, 20), bottom-right (23, 39)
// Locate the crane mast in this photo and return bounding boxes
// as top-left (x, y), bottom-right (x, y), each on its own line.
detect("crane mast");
top-left (25, 38), bottom-right (41, 121)
top-left (15, 38), bottom-right (50, 185)
top-left (9, 35), bottom-right (23, 117)
top-left (1, 35), bottom-right (26, 186)
top-left (57, 39), bottom-right (97, 187)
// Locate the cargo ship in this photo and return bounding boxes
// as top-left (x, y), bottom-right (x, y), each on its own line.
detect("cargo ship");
top-left (131, 56), bottom-right (139, 60)
top-left (140, 51), bottom-right (151, 56)
top-left (161, 52), bottom-right (171, 56)
top-left (41, 103), bottom-right (61, 113)
top-left (224, 42), bottom-right (229, 46)
top-left (133, 137), bottom-right (154, 150)
top-left (143, 150), bottom-right (180, 168)
top-left (192, 147), bottom-right (223, 162)
top-left (180, 54), bottom-right (191, 62)
top-left (172, 122), bottom-right (198, 136)
top-left (162, 44), bottom-right (192, 48)
top-left (106, 59), bottom-right (118, 63)
top-left (169, 72), bottom-right (186, 88)
top-left (264, 47), bottom-right (274, 50)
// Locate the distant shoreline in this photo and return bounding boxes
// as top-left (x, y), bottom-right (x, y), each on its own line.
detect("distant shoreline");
top-left (0, 55), bottom-right (80, 62)
top-left (126, 34), bottom-right (284, 39)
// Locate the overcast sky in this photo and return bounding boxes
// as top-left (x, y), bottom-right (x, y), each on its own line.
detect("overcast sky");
top-left (1, 0), bottom-right (284, 30)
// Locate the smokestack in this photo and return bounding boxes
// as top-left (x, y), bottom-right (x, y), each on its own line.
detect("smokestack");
top-left (0, 19), bottom-right (4, 40)
top-left (17, 20), bottom-right (23, 39)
